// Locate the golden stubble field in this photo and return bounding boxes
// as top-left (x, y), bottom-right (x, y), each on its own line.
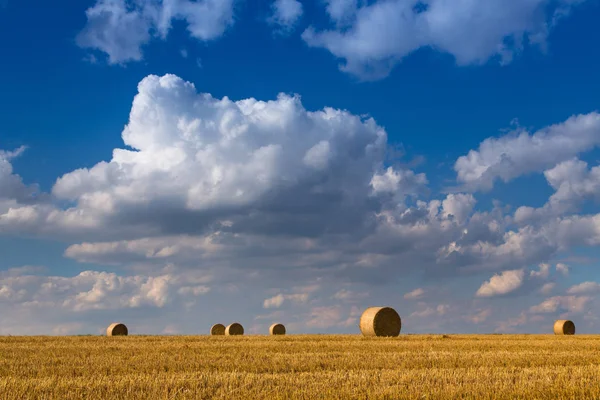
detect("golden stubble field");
top-left (1, 334), bottom-right (600, 399)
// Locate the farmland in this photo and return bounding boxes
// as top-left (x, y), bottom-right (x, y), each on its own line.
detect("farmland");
top-left (1, 334), bottom-right (600, 399)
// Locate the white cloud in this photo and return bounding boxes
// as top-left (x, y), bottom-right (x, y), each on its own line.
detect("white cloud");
top-left (403, 288), bottom-right (424, 300)
top-left (495, 311), bottom-right (528, 333)
top-left (454, 113), bottom-right (600, 192)
top-left (5, 76), bottom-right (600, 298)
top-left (4, 74), bottom-right (434, 244)
top-left (0, 146), bottom-right (41, 205)
top-left (5, 73), bottom-right (600, 334)
top-left (441, 194), bottom-right (476, 224)
top-left (263, 291), bottom-right (311, 308)
top-left (269, 0), bottom-right (303, 32)
top-left (303, 0), bottom-right (588, 80)
top-left (76, 0), bottom-right (153, 64)
top-left (323, 0), bottom-right (357, 26)
top-left (530, 263), bottom-right (550, 279)
top-left (465, 308), bottom-right (491, 324)
top-left (305, 305), bottom-right (343, 328)
top-left (530, 295), bottom-right (592, 314)
top-left (332, 288), bottom-right (368, 302)
top-left (516, 159), bottom-right (600, 223)
top-left (263, 293), bottom-right (285, 308)
top-left (370, 167), bottom-right (428, 199)
top-left (539, 282), bottom-right (556, 295)
top-left (410, 303), bottom-right (449, 318)
top-left (77, 0), bottom-right (235, 64)
top-left (567, 281), bottom-right (600, 295)
top-left (556, 263), bottom-right (570, 276)
top-left (0, 269), bottom-right (210, 312)
top-left (475, 269), bottom-right (525, 298)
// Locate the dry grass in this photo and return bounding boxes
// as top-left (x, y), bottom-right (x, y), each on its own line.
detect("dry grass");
top-left (1, 334), bottom-right (600, 399)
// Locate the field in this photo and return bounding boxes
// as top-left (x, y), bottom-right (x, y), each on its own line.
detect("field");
top-left (1, 334), bottom-right (600, 399)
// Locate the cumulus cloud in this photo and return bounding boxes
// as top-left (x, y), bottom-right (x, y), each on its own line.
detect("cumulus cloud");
top-left (263, 290), bottom-right (311, 308)
top-left (516, 159), bottom-right (600, 224)
top-left (268, 0), bottom-right (303, 32)
top-left (529, 295), bottom-right (591, 314)
top-left (331, 288), bottom-right (368, 302)
top-left (305, 305), bottom-right (344, 328)
top-left (263, 293), bottom-right (285, 308)
top-left (404, 287), bottom-right (424, 300)
top-left (494, 311), bottom-right (528, 333)
top-left (454, 113), bottom-right (600, 192)
top-left (539, 282), bottom-right (556, 295)
top-left (77, 0), bottom-right (235, 64)
top-left (0, 147), bottom-right (42, 206)
top-left (370, 167), bottom-right (428, 200)
top-left (556, 262), bottom-right (570, 276)
top-left (0, 269), bottom-right (210, 312)
top-left (5, 73), bottom-right (600, 334)
top-left (567, 281), bottom-right (600, 295)
top-left (475, 269), bottom-right (525, 298)
top-left (323, 0), bottom-right (357, 26)
top-left (530, 263), bottom-right (550, 279)
top-left (3, 73), bottom-right (439, 247)
top-left (465, 308), bottom-right (491, 324)
top-left (303, 0), bottom-right (588, 80)
top-left (410, 304), bottom-right (449, 318)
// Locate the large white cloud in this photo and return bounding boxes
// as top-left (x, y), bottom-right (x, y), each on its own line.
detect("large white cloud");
top-left (303, 0), bottom-right (589, 80)
top-left (0, 73), bottom-right (435, 244)
top-left (77, 0), bottom-right (236, 64)
top-left (3, 72), bottom-right (600, 333)
top-left (3, 74), bottom-right (600, 282)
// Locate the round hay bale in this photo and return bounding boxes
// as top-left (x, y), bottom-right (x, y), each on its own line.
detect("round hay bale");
top-left (225, 322), bottom-right (244, 336)
top-left (210, 323), bottom-right (225, 336)
top-left (269, 323), bottom-right (286, 335)
top-left (554, 319), bottom-right (575, 335)
top-left (359, 307), bottom-right (401, 337)
top-left (106, 322), bottom-right (128, 336)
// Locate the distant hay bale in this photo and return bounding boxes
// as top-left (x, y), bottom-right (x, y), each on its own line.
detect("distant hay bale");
top-left (106, 322), bottom-right (128, 337)
top-left (210, 324), bottom-right (225, 336)
top-left (269, 323), bottom-right (286, 335)
top-left (359, 307), bottom-right (401, 337)
top-left (554, 319), bottom-right (575, 335)
top-left (225, 322), bottom-right (244, 336)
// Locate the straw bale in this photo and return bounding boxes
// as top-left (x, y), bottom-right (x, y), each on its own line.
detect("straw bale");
top-left (269, 323), bottom-right (286, 335)
top-left (554, 319), bottom-right (575, 335)
top-left (359, 307), bottom-right (401, 337)
top-left (106, 322), bottom-right (128, 336)
top-left (225, 322), bottom-right (244, 336)
top-left (210, 323), bottom-right (225, 335)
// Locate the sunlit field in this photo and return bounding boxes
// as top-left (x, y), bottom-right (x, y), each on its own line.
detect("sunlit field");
top-left (1, 334), bottom-right (599, 399)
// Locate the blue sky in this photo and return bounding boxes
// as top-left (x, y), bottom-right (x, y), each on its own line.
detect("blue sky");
top-left (1, 0), bottom-right (600, 335)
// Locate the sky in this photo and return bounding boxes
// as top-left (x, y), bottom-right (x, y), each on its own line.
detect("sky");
top-left (0, 0), bottom-right (600, 335)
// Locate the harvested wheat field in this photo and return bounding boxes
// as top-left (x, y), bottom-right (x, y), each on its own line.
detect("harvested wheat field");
top-left (1, 334), bottom-right (600, 399)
